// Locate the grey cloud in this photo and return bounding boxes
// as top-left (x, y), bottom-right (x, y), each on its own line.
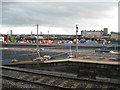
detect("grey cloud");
top-left (2, 2), bottom-right (117, 28)
top-left (2, 0), bottom-right (119, 2)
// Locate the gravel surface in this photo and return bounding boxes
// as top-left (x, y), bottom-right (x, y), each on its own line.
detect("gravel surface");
top-left (1, 48), bottom-right (119, 64)
top-left (2, 68), bottom-right (120, 89)
top-left (2, 77), bottom-right (62, 90)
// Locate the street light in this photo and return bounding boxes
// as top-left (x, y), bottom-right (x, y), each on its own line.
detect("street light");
top-left (37, 24), bottom-right (39, 49)
top-left (76, 24), bottom-right (78, 58)
top-left (32, 24), bottom-right (39, 48)
top-left (48, 30), bottom-right (49, 44)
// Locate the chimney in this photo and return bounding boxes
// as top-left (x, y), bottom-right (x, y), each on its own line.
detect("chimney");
top-left (103, 28), bottom-right (108, 35)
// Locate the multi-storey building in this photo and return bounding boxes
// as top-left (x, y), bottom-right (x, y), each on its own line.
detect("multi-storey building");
top-left (81, 28), bottom-right (109, 39)
top-left (111, 32), bottom-right (120, 41)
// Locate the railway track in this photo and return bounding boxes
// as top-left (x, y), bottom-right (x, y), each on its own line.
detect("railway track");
top-left (1, 66), bottom-right (120, 89)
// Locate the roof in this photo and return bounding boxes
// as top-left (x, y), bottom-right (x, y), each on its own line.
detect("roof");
top-left (81, 30), bottom-right (103, 32)
top-left (111, 32), bottom-right (120, 34)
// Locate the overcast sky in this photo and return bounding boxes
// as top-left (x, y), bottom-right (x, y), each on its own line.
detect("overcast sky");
top-left (1, 1), bottom-right (118, 35)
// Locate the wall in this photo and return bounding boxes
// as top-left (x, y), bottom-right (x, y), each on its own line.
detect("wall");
top-left (111, 32), bottom-right (120, 41)
top-left (81, 31), bottom-right (103, 39)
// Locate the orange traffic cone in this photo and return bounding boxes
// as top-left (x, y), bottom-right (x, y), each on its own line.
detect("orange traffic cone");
top-left (104, 40), bottom-right (107, 44)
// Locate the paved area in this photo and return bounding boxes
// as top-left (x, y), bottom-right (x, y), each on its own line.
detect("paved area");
top-left (1, 47), bottom-right (119, 64)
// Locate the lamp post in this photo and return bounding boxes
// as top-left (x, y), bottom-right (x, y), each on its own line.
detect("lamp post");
top-left (76, 24), bottom-right (78, 57)
top-left (100, 31), bottom-right (102, 44)
top-left (48, 30), bottom-right (49, 44)
top-left (7, 32), bottom-right (9, 43)
top-left (37, 24), bottom-right (39, 49)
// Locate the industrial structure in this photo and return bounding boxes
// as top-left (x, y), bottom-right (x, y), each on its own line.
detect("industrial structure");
top-left (81, 28), bottom-right (110, 40)
top-left (111, 32), bottom-right (120, 41)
